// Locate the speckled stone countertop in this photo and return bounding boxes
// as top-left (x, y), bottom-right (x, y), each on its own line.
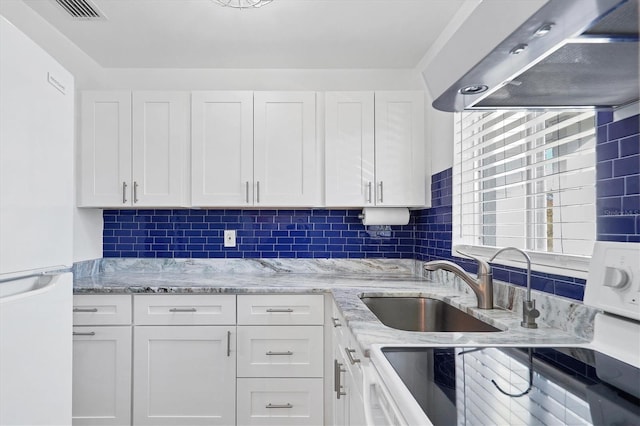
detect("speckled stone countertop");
top-left (73, 258), bottom-right (596, 355)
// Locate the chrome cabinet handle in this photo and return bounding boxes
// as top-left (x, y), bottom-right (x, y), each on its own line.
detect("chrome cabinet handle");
top-left (266, 308), bottom-right (293, 313)
top-left (133, 181), bottom-right (139, 203)
top-left (367, 181), bottom-right (372, 203)
top-left (256, 181), bottom-right (260, 203)
top-left (334, 359), bottom-right (347, 399)
top-left (169, 308), bottom-right (197, 312)
top-left (331, 317), bottom-right (341, 327)
top-left (73, 331), bottom-right (96, 336)
top-left (266, 403), bottom-right (293, 409)
top-left (227, 330), bottom-right (231, 357)
top-left (122, 182), bottom-right (128, 204)
top-left (266, 351), bottom-right (293, 356)
top-left (345, 347), bottom-right (361, 365)
top-left (378, 181), bottom-right (384, 203)
top-left (245, 181), bottom-right (250, 204)
top-left (73, 308), bottom-right (98, 313)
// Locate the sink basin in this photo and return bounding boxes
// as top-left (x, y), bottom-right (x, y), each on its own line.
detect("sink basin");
top-left (360, 296), bottom-right (501, 332)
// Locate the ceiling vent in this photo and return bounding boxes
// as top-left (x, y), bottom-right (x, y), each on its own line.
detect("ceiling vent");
top-left (55, 0), bottom-right (104, 19)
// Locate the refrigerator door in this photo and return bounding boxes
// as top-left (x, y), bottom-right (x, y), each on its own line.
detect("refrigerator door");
top-left (0, 273), bottom-right (72, 425)
top-left (0, 16), bottom-right (74, 277)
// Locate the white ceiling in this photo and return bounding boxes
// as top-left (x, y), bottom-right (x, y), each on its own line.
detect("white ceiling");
top-left (22, 0), bottom-right (467, 69)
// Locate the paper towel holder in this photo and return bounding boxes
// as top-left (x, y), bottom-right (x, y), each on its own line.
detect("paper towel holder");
top-left (359, 207), bottom-right (411, 226)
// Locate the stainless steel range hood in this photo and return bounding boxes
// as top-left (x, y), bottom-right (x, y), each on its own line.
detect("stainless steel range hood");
top-left (432, 0), bottom-right (639, 112)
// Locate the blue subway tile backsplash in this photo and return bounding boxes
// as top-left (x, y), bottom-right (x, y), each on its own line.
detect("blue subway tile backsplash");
top-left (104, 209), bottom-right (415, 259)
top-left (102, 112), bottom-right (639, 302)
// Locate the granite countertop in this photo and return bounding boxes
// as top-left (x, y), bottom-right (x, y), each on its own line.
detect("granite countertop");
top-left (74, 268), bottom-right (592, 355)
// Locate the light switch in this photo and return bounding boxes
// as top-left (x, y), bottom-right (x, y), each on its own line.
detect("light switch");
top-left (224, 230), bottom-right (236, 248)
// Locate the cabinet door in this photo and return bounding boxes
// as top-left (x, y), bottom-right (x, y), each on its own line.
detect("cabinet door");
top-left (374, 91), bottom-right (425, 207)
top-left (133, 326), bottom-right (235, 426)
top-left (72, 326), bottom-right (132, 426)
top-left (79, 91), bottom-right (132, 207)
top-left (191, 91), bottom-right (254, 206)
top-left (132, 91), bottom-right (189, 206)
top-left (325, 92), bottom-right (375, 207)
top-left (254, 92), bottom-right (318, 206)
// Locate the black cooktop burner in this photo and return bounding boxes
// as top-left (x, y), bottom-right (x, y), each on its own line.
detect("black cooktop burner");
top-left (382, 346), bottom-right (640, 426)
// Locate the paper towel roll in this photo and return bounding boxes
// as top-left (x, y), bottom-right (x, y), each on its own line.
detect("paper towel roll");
top-left (361, 207), bottom-right (410, 226)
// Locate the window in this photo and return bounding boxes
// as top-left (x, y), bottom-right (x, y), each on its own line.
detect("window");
top-left (453, 110), bottom-right (596, 277)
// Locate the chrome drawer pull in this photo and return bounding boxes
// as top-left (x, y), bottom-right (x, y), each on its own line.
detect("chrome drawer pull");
top-left (227, 330), bottom-right (231, 357)
top-left (345, 348), bottom-right (361, 365)
top-left (133, 181), bottom-right (139, 203)
top-left (334, 359), bottom-right (347, 398)
top-left (73, 331), bottom-right (96, 336)
top-left (169, 308), bottom-right (197, 312)
top-left (266, 403), bottom-right (293, 409)
top-left (266, 308), bottom-right (293, 313)
top-left (266, 351), bottom-right (293, 356)
top-left (73, 308), bottom-right (98, 313)
top-left (331, 317), bottom-right (341, 327)
top-left (122, 182), bottom-right (128, 204)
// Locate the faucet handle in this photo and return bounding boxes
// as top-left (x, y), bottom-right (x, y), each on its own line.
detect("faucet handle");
top-left (455, 248), bottom-right (492, 277)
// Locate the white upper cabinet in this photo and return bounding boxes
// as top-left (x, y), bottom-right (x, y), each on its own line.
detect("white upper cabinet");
top-left (79, 92), bottom-right (132, 207)
top-left (325, 92), bottom-right (375, 207)
top-left (132, 92), bottom-right (189, 206)
top-left (79, 91), bottom-right (189, 207)
top-left (325, 91), bottom-right (425, 207)
top-left (192, 91), bottom-right (319, 207)
top-left (191, 91), bottom-right (254, 206)
top-left (374, 91), bottom-right (425, 207)
top-left (254, 92), bottom-right (319, 207)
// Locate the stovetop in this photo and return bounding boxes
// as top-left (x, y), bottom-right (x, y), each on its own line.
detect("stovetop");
top-left (381, 345), bottom-right (640, 426)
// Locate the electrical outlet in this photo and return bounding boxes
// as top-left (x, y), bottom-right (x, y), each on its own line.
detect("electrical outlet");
top-left (224, 230), bottom-right (236, 248)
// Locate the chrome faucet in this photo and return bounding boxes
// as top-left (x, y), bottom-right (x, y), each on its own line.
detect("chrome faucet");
top-left (424, 252), bottom-right (493, 309)
top-left (488, 247), bottom-right (539, 329)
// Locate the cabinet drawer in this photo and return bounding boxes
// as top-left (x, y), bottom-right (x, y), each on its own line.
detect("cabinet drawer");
top-left (237, 326), bottom-right (323, 378)
top-left (237, 295), bottom-right (324, 325)
top-left (237, 378), bottom-right (323, 426)
top-left (133, 295), bottom-right (236, 325)
top-left (73, 295), bottom-right (132, 326)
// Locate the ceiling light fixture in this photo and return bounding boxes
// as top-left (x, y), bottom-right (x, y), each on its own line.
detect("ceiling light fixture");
top-left (214, 0), bottom-right (273, 8)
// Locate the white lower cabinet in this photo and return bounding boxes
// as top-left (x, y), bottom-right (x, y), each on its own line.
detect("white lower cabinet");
top-left (331, 302), bottom-right (366, 426)
top-left (237, 295), bottom-right (324, 426)
top-left (133, 325), bottom-right (236, 426)
top-left (237, 378), bottom-right (324, 426)
top-left (72, 295), bottom-right (133, 426)
top-left (73, 294), bottom-right (326, 426)
top-left (73, 326), bottom-right (132, 426)
top-left (237, 326), bottom-right (324, 378)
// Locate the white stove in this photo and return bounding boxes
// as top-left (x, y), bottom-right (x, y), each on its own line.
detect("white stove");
top-left (584, 241), bottom-right (640, 368)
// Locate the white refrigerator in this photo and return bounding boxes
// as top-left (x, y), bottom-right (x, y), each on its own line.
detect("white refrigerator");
top-left (0, 15), bottom-right (75, 426)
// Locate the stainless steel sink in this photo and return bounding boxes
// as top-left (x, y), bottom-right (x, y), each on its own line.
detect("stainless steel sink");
top-left (360, 296), bottom-right (501, 332)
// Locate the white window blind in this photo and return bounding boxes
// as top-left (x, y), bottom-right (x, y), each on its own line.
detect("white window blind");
top-left (453, 110), bottom-right (596, 275)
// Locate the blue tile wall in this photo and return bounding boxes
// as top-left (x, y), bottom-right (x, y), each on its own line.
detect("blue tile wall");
top-left (596, 112), bottom-right (640, 242)
top-left (103, 209), bottom-right (415, 259)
